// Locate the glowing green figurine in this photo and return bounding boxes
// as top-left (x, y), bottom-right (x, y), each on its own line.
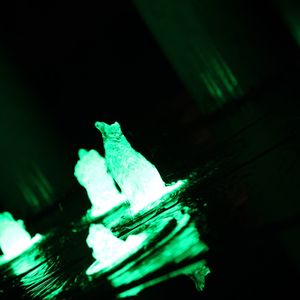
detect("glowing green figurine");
top-left (0, 212), bottom-right (42, 261)
top-left (95, 121), bottom-right (185, 213)
top-left (74, 149), bottom-right (126, 217)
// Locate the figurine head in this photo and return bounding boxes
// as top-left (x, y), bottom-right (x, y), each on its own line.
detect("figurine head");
top-left (95, 121), bottom-right (123, 140)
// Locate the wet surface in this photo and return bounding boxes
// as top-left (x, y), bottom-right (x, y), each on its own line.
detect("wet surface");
top-left (0, 186), bottom-right (209, 299)
top-left (2, 71), bottom-right (300, 298)
top-left (1, 62), bottom-right (300, 300)
top-left (1, 0), bottom-right (300, 298)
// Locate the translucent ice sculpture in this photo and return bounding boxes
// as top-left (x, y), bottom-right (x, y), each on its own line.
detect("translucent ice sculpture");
top-left (95, 121), bottom-right (186, 213)
top-left (0, 212), bottom-right (42, 261)
top-left (86, 224), bottom-right (147, 275)
top-left (74, 149), bottom-right (126, 217)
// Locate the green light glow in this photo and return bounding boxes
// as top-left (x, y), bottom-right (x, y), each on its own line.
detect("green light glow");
top-left (276, 1), bottom-right (300, 47)
top-left (77, 121), bottom-right (208, 296)
top-left (95, 121), bottom-right (186, 213)
top-left (0, 212), bottom-right (43, 262)
top-left (86, 224), bottom-right (147, 275)
top-left (9, 235), bottom-right (73, 300)
top-left (109, 212), bottom-right (208, 289)
top-left (74, 149), bottom-right (126, 217)
top-left (198, 47), bottom-right (242, 104)
top-left (9, 246), bottom-right (47, 276)
top-left (132, 0), bottom-right (243, 113)
top-left (118, 260), bottom-right (210, 298)
top-left (17, 165), bottom-right (55, 212)
top-left (21, 265), bottom-right (66, 300)
top-left (17, 248), bottom-right (67, 300)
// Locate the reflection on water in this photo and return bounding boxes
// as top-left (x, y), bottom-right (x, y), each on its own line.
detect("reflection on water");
top-left (0, 238), bottom-right (61, 299)
top-left (1, 235), bottom-right (68, 299)
top-left (118, 260), bottom-right (210, 298)
top-left (0, 120), bottom-right (210, 298)
top-left (9, 245), bottom-right (46, 277)
top-left (0, 187), bottom-right (209, 299)
top-left (82, 176), bottom-right (209, 297)
top-left (86, 224), bottom-right (147, 275)
top-left (20, 259), bottom-right (67, 300)
top-left (107, 203), bottom-right (209, 297)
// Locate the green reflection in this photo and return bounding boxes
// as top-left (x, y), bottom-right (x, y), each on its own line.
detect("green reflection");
top-left (9, 246), bottom-right (46, 276)
top-left (86, 224), bottom-right (147, 275)
top-left (109, 211), bottom-right (208, 289)
top-left (19, 250), bottom-right (67, 300)
top-left (118, 260), bottom-right (210, 298)
top-left (17, 165), bottom-right (55, 212)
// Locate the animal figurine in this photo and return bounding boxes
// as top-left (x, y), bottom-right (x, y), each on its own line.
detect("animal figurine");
top-left (95, 121), bottom-right (168, 212)
top-left (74, 148), bottom-right (125, 217)
top-left (0, 212), bottom-right (32, 258)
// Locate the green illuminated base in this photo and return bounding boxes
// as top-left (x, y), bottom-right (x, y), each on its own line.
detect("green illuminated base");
top-left (0, 234), bottom-right (43, 264)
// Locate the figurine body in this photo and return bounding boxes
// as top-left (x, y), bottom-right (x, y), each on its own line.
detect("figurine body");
top-left (95, 121), bottom-right (166, 212)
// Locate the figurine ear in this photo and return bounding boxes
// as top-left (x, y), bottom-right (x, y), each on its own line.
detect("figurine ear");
top-left (113, 121), bottom-right (121, 129)
top-left (78, 148), bottom-right (88, 159)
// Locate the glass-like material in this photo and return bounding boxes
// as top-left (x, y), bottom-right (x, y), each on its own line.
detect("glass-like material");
top-left (95, 121), bottom-right (186, 213)
top-left (0, 212), bottom-right (43, 262)
top-left (75, 121), bottom-right (209, 296)
top-left (86, 224), bottom-right (147, 275)
top-left (74, 149), bottom-right (126, 218)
